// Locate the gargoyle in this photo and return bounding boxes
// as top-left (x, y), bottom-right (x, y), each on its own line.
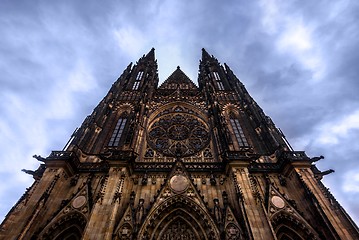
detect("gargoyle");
top-left (32, 154), bottom-right (46, 162)
top-left (310, 155), bottom-right (324, 162)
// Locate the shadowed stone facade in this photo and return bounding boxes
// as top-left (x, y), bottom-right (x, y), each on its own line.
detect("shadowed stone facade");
top-left (1, 49), bottom-right (358, 239)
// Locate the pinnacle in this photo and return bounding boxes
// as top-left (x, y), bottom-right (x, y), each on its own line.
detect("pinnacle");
top-left (144, 47), bottom-right (155, 61)
top-left (202, 48), bottom-right (212, 61)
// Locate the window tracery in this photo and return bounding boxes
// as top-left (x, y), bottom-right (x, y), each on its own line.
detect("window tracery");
top-left (108, 113), bottom-right (128, 147)
top-left (229, 113), bottom-right (249, 148)
top-left (148, 107), bottom-right (209, 157)
top-left (160, 218), bottom-right (198, 240)
top-left (133, 71), bottom-right (143, 90)
top-left (213, 71), bottom-right (224, 90)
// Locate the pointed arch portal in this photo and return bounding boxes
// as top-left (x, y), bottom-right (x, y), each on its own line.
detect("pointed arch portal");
top-left (138, 196), bottom-right (220, 240)
top-left (157, 211), bottom-right (202, 240)
top-left (271, 211), bottom-right (319, 240)
top-left (36, 212), bottom-right (87, 240)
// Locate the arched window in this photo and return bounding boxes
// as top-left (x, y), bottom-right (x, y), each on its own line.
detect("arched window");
top-left (229, 113), bottom-right (249, 147)
top-left (108, 114), bottom-right (128, 147)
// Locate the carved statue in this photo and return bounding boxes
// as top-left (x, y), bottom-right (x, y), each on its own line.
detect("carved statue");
top-left (213, 199), bottom-right (223, 224)
top-left (135, 199), bottom-right (145, 226)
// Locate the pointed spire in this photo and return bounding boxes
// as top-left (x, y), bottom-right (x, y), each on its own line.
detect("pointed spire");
top-left (201, 48), bottom-right (220, 65)
top-left (144, 47), bottom-right (155, 61)
top-left (201, 48), bottom-right (212, 62)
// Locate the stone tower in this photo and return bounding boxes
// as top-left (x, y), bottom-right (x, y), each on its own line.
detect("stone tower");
top-left (1, 49), bottom-right (358, 240)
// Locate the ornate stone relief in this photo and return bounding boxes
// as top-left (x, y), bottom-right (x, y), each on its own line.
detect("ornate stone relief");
top-left (115, 206), bottom-right (134, 240)
top-left (36, 185), bottom-right (90, 239)
top-left (137, 162), bottom-right (221, 240)
top-left (159, 218), bottom-right (198, 240)
top-left (224, 207), bottom-right (245, 240)
top-left (169, 175), bottom-right (189, 193)
top-left (267, 187), bottom-right (321, 240)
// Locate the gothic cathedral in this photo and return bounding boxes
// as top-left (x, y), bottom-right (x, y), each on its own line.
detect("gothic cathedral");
top-left (1, 49), bottom-right (358, 240)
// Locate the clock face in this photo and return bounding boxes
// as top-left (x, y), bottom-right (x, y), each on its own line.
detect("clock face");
top-left (147, 113), bottom-right (209, 157)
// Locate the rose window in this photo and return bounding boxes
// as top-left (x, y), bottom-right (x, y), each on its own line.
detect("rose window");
top-left (148, 113), bottom-right (209, 157)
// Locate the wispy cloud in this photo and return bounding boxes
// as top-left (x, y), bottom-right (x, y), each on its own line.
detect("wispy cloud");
top-left (0, 0), bottom-right (358, 225)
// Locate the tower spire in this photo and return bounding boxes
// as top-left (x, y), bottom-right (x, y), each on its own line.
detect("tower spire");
top-left (201, 48), bottom-right (212, 62)
top-left (144, 47), bottom-right (155, 61)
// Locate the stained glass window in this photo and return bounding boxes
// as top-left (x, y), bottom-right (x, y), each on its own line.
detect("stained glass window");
top-left (213, 71), bottom-right (224, 90)
top-left (230, 118), bottom-right (249, 147)
top-left (133, 71), bottom-right (144, 90)
top-left (109, 118), bottom-right (127, 146)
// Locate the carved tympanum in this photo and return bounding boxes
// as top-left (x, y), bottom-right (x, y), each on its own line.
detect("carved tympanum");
top-left (159, 218), bottom-right (198, 240)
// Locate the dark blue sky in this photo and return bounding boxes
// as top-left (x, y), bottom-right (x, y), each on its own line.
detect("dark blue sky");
top-left (0, 0), bottom-right (358, 224)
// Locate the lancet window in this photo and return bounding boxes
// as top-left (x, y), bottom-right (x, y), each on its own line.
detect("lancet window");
top-left (109, 114), bottom-right (128, 147)
top-left (133, 71), bottom-right (144, 90)
top-left (229, 114), bottom-right (249, 147)
top-left (213, 71), bottom-right (224, 90)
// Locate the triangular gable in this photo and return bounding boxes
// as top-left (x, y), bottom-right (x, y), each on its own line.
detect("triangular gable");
top-left (37, 184), bottom-right (91, 238)
top-left (266, 185), bottom-right (321, 239)
top-left (159, 67), bottom-right (198, 90)
top-left (154, 161), bottom-right (208, 207)
top-left (137, 160), bottom-right (221, 239)
top-left (114, 205), bottom-right (134, 239)
top-left (224, 206), bottom-right (245, 240)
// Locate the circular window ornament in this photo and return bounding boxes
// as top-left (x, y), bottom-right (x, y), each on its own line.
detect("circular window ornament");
top-left (148, 113), bottom-right (209, 157)
top-left (169, 175), bottom-right (189, 193)
top-left (72, 195), bottom-right (87, 209)
top-left (271, 196), bottom-right (285, 209)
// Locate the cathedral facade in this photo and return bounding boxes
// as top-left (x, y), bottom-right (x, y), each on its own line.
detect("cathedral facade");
top-left (1, 49), bottom-right (358, 239)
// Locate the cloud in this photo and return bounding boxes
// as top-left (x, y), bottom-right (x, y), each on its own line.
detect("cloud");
top-left (0, 0), bottom-right (358, 226)
top-left (316, 110), bottom-right (359, 145)
top-left (114, 27), bottom-right (147, 58)
top-left (343, 171), bottom-right (359, 193)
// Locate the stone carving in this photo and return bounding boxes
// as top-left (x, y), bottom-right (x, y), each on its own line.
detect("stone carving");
top-left (70, 174), bottom-right (79, 186)
top-left (159, 219), bottom-right (197, 240)
top-left (169, 175), bottom-right (189, 193)
top-left (135, 199), bottom-right (145, 225)
top-left (162, 188), bottom-right (172, 198)
top-left (225, 224), bottom-right (241, 240)
top-left (213, 199), bottom-right (223, 224)
top-left (118, 224), bottom-right (132, 240)
top-left (72, 196), bottom-right (86, 209)
top-left (210, 173), bottom-right (216, 186)
top-left (278, 174), bottom-right (286, 186)
top-left (186, 188), bottom-right (195, 197)
top-left (271, 196), bottom-right (285, 209)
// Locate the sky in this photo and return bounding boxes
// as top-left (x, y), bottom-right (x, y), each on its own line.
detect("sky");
top-left (0, 0), bottom-right (358, 225)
